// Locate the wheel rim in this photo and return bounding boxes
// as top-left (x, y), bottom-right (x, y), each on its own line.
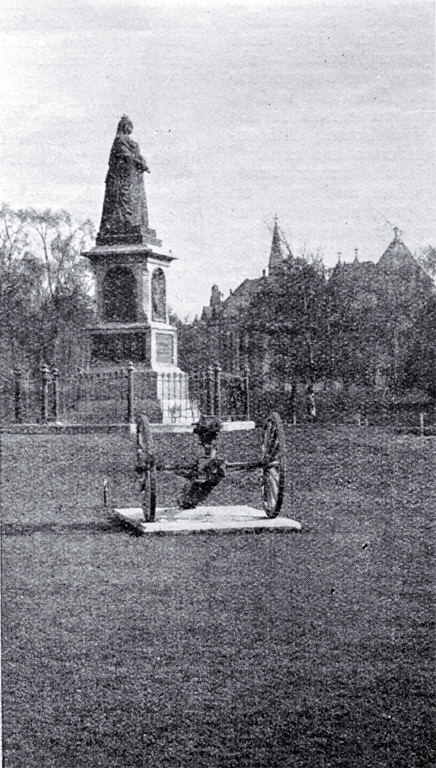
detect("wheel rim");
top-left (261, 411), bottom-right (286, 518)
top-left (136, 414), bottom-right (156, 522)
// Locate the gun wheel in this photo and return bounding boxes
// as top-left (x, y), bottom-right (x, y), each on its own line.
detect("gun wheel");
top-left (136, 414), bottom-right (157, 522)
top-left (261, 411), bottom-right (286, 518)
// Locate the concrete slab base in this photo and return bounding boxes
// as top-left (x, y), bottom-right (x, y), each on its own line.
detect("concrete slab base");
top-left (131, 420), bottom-right (256, 435)
top-left (114, 505), bottom-right (302, 535)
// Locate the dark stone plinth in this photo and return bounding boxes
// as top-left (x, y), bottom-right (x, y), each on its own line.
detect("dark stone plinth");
top-left (96, 224), bottom-right (162, 248)
top-left (84, 244), bottom-right (175, 266)
top-left (89, 325), bottom-right (151, 366)
top-left (102, 266), bottom-right (138, 322)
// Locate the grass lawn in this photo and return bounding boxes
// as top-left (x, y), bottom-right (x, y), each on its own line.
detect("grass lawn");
top-left (1, 426), bottom-right (435, 767)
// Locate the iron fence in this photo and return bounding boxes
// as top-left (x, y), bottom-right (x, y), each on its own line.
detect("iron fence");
top-left (0, 369), bottom-right (42, 424)
top-left (60, 368), bottom-right (130, 423)
top-left (0, 374), bottom-right (14, 423)
top-left (155, 370), bottom-right (196, 424)
top-left (2, 365), bottom-right (197, 425)
top-left (2, 364), bottom-right (433, 431)
top-left (189, 364), bottom-right (250, 421)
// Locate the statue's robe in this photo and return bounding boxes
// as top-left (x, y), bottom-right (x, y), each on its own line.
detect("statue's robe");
top-left (99, 133), bottom-right (149, 239)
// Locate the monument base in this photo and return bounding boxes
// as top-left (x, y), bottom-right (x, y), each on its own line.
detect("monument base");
top-left (85, 323), bottom-right (197, 425)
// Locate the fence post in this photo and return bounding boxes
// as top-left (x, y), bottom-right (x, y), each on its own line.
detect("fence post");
top-left (243, 364), bottom-right (250, 421)
top-left (127, 361), bottom-right (135, 424)
top-left (13, 368), bottom-right (22, 424)
top-left (214, 363), bottom-right (222, 419)
top-left (201, 369), bottom-right (206, 414)
top-left (192, 368), bottom-right (201, 418)
top-left (166, 372), bottom-right (172, 422)
top-left (206, 365), bottom-right (214, 415)
top-left (420, 412), bottom-right (425, 437)
top-left (40, 364), bottom-right (49, 423)
top-left (52, 367), bottom-right (59, 422)
top-left (189, 368), bottom-right (195, 410)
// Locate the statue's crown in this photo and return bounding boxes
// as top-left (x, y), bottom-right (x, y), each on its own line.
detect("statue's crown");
top-left (117, 114), bottom-right (132, 132)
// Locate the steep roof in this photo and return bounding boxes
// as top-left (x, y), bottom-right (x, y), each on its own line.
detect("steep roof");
top-left (230, 277), bottom-right (264, 299)
top-left (330, 258), bottom-right (377, 284)
top-left (268, 218), bottom-right (287, 273)
top-left (376, 232), bottom-right (433, 293)
top-left (378, 232), bottom-right (415, 270)
top-left (329, 234), bottom-right (422, 283)
top-left (200, 277), bottom-right (264, 322)
top-left (222, 278), bottom-right (264, 318)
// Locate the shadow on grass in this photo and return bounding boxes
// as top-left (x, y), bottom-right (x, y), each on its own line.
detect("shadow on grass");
top-left (1, 517), bottom-right (129, 537)
top-left (1, 516), bottom-right (307, 539)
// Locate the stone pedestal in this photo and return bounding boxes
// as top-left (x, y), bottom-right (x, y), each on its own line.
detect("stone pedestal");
top-left (83, 237), bottom-right (194, 423)
top-left (84, 235), bottom-right (175, 364)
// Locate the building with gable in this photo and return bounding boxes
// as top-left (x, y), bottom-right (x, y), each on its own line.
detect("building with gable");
top-left (200, 217), bottom-right (290, 374)
top-left (197, 223), bottom-right (433, 392)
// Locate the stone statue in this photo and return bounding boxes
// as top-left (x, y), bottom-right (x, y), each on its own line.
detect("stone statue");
top-left (151, 268), bottom-right (166, 322)
top-left (98, 115), bottom-right (150, 244)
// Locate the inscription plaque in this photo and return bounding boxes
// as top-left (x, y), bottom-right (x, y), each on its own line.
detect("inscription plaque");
top-left (155, 333), bottom-right (173, 364)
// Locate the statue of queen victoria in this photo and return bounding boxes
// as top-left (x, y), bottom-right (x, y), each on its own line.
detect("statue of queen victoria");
top-left (97, 115), bottom-right (151, 245)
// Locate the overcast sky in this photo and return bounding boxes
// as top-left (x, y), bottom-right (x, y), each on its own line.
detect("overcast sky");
top-left (1, 0), bottom-right (434, 318)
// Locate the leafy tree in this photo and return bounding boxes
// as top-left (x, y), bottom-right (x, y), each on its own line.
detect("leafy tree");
top-left (404, 295), bottom-right (436, 397)
top-left (241, 257), bottom-right (330, 387)
top-left (326, 263), bottom-right (383, 386)
top-left (327, 254), bottom-right (434, 392)
top-left (415, 245), bottom-right (436, 285)
top-left (375, 258), bottom-right (433, 391)
top-left (0, 205), bottom-right (95, 375)
top-left (0, 205), bottom-right (40, 372)
top-left (176, 317), bottom-right (210, 373)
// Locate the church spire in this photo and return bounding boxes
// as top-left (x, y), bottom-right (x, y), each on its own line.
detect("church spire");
top-left (268, 216), bottom-right (287, 275)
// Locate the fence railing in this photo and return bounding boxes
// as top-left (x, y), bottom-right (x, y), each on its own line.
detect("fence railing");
top-left (3, 365), bottom-right (197, 425)
top-left (61, 367), bottom-right (131, 424)
top-left (3, 365), bottom-right (432, 431)
top-left (189, 364), bottom-right (250, 421)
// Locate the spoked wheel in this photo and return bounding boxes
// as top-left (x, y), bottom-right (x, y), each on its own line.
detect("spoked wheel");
top-left (136, 414), bottom-right (157, 522)
top-left (261, 411), bottom-right (286, 518)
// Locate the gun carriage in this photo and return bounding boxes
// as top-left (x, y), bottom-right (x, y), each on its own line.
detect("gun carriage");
top-left (135, 411), bottom-right (287, 522)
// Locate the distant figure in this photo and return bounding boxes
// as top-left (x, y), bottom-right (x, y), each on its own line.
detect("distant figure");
top-left (98, 115), bottom-right (150, 242)
top-left (306, 383), bottom-right (316, 422)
